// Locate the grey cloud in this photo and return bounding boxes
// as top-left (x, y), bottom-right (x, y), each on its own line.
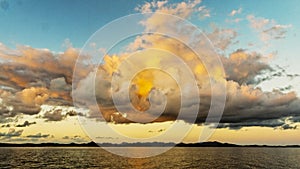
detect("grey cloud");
top-left (0, 46), bottom-right (79, 88)
top-left (43, 109), bottom-right (64, 121)
top-left (1, 124), bottom-right (10, 128)
top-left (0, 87), bottom-right (48, 122)
top-left (43, 108), bottom-right (84, 122)
top-left (16, 121), bottom-right (36, 127)
top-left (62, 135), bottom-right (87, 142)
top-left (0, 129), bottom-right (23, 138)
top-left (0, 45), bottom-right (90, 122)
top-left (148, 128), bottom-right (166, 133)
top-left (288, 116), bottom-right (300, 123)
top-left (222, 49), bottom-right (272, 85)
top-left (62, 136), bottom-right (70, 139)
top-left (263, 25), bottom-right (291, 40)
top-left (247, 15), bottom-right (291, 42)
top-left (207, 27), bottom-right (238, 51)
top-left (26, 133), bottom-right (50, 138)
top-left (280, 124), bottom-right (297, 130)
top-left (95, 136), bottom-right (118, 140)
top-left (216, 119), bottom-right (286, 130)
top-left (50, 77), bottom-right (71, 92)
top-left (0, 90), bottom-right (42, 118)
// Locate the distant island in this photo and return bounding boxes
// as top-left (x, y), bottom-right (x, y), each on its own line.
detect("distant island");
top-left (0, 141), bottom-right (300, 148)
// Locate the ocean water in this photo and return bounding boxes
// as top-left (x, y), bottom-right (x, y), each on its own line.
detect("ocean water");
top-left (0, 147), bottom-right (299, 168)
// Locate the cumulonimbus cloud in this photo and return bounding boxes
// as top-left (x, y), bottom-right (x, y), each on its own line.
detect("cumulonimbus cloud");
top-left (0, 0), bottom-right (299, 130)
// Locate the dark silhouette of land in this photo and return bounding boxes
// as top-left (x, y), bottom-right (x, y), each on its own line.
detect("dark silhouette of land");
top-left (175, 141), bottom-right (300, 148)
top-left (0, 141), bottom-right (299, 148)
top-left (0, 141), bottom-right (98, 147)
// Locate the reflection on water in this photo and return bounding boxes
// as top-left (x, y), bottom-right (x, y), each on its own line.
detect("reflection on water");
top-left (0, 147), bottom-right (299, 168)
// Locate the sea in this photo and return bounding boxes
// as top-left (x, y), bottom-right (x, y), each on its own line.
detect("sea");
top-left (0, 147), bottom-right (299, 168)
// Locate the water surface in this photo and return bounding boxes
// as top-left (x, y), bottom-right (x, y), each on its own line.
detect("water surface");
top-left (0, 147), bottom-right (299, 168)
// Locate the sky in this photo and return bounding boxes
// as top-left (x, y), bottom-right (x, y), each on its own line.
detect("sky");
top-left (0, 0), bottom-right (300, 145)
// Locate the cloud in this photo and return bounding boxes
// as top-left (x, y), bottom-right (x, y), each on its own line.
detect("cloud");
top-left (247, 15), bottom-right (292, 43)
top-left (0, 0), bottom-right (299, 131)
top-left (217, 118), bottom-right (286, 130)
top-left (87, 50), bottom-right (300, 129)
top-left (0, 128), bottom-right (23, 138)
top-left (0, 87), bottom-right (50, 120)
top-left (50, 77), bottom-right (71, 92)
top-left (26, 133), bottom-right (50, 138)
top-left (16, 121), bottom-right (36, 127)
top-left (135, 0), bottom-right (206, 18)
top-left (17, 87), bottom-right (49, 106)
top-left (226, 18), bottom-right (243, 24)
top-left (221, 49), bottom-right (272, 84)
top-left (229, 8), bottom-right (242, 16)
top-left (0, 46), bottom-right (73, 88)
top-left (62, 135), bottom-right (87, 142)
top-left (1, 124), bottom-right (10, 128)
top-left (280, 124), bottom-right (297, 130)
top-left (69, 0), bottom-right (300, 130)
top-left (213, 81), bottom-right (300, 124)
top-left (0, 44), bottom-right (88, 95)
top-left (0, 44), bottom-right (90, 121)
top-left (206, 27), bottom-right (238, 50)
top-left (0, 89), bottom-right (41, 118)
top-left (247, 15), bottom-right (271, 29)
top-left (217, 117), bottom-right (298, 130)
top-left (263, 24), bottom-right (292, 40)
top-left (62, 136), bottom-right (70, 139)
top-left (42, 106), bottom-right (84, 122)
top-left (148, 128), bottom-right (166, 133)
top-left (43, 109), bottom-right (65, 121)
top-left (95, 136), bottom-right (118, 140)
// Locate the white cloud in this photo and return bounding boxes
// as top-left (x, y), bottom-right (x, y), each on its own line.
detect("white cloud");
top-left (229, 8), bottom-right (242, 16)
top-left (247, 15), bottom-right (292, 43)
